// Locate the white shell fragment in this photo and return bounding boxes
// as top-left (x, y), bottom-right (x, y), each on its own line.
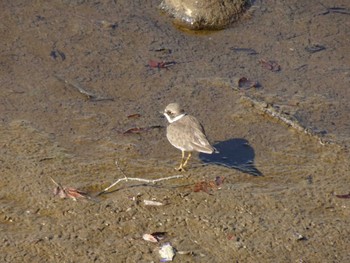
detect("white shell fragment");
top-left (142, 233), bottom-right (158, 243)
top-left (159, 243), bottom-right (175, 262)
top-left (143, 199), bottom-right (164, 206)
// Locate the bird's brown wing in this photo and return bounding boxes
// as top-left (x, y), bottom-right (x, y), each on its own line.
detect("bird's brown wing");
top-left (185, 115), bottom-right (214, 154)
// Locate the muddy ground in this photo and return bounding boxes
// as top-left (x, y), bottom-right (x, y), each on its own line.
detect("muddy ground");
top-left (0, 0), bottom-right (349, 262)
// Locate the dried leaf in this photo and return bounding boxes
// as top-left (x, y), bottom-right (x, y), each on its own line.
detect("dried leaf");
top-left (127, 113), bottom-right (141, 119)
top-left (193, 181), bottom-right (215, 193)
top-left (64, 188), bottom-right (89, 200)
top-left (215, 176), bottom-right (225, 186)
top-left (53, 186), bottom-right (90, 201)
top-left (193, 177), bottom-right (225, 193)
top-left (148, 60), bottom-right (176, 69)
top-left (259, 59), bottom-right (281, 72)
top-left (52, 177), bottom-right (90, 201)
top-left (335, 193), bottom-right (350, 199)
top-left (53, 186), bottom-right (68, 199)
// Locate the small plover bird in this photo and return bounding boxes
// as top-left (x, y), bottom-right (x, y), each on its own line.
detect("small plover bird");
top-left (163, 103), bottom-right (215, 171)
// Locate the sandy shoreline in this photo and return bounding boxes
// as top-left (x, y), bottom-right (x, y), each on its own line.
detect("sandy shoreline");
top-left (1, 0), bottom-right (349, 262)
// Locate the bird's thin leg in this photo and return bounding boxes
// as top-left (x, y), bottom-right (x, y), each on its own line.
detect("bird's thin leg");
top-left (176, 150), bottom-right (185, 171)
top-left (182, 152), bottom-right (192, 168)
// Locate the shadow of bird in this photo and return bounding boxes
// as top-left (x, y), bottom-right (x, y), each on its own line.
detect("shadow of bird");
top-left (199, 138), bottom-right (263, 176)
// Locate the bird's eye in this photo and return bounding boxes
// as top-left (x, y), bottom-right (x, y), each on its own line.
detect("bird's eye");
top-left (166, 110), bottom-right (172, 115)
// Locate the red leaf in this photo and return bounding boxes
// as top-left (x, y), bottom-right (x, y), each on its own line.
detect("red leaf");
top-left (127, 113), bottom-right (141, 119)
top-left (335, 193), bottom-right (350, 199)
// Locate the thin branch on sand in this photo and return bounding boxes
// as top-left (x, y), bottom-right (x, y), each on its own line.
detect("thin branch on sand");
top-left (96, 161), bottom-right (184, 196)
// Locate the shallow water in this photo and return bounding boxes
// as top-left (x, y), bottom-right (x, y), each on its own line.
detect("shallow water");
top-left (1, 0), bottom-right (350, 262)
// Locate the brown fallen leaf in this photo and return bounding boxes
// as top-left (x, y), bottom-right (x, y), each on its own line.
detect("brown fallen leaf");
top-left (54, 187), bottom-right (90, 201)
top-left (193, 181), bottom-right (216, 193)
top-left (51, 177), bottom-right (91, 201)
top-left (227, 233), bottom-right (236, 240)
top-left (259, 59), bottom-right (281, 72)
top-left (335, 193), bottom-right (350, 199)
top-left (148, 59), bottom-right (176, 69)
top-left (127, 113), bottom-right (141, 119)
top-left (53, 186), bottom-right (90, 201)
top-left (193, 176), bottom-right (225, 193)
top-left (215, 176), bottom-right (225, 187)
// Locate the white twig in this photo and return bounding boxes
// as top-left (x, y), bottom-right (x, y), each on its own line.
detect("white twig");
top-left (97, 161), bottom-right (184, 196)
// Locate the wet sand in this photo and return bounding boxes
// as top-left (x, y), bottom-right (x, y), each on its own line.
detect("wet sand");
top-left (1, 0), bottom-right (350, 262)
